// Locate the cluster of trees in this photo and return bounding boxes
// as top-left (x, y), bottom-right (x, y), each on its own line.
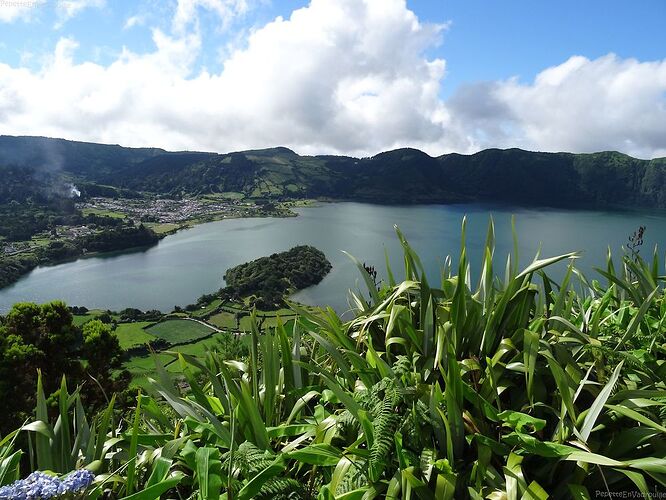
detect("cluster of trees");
top-left (118, 307), bottom-right (163, 322)
top-left (0, 202), bottom-right (79, 243)
top-left (125, 338), bottom-right (169, 357)
top-left (0, 301), bottom-right (127, 434)
top-left (0, 253), bottom-right (39, 289)
top-left (81, 224), bottom-right (159, 253)
top-left (223, 245), bottom-right (331, 309)
top-left (0, 165), bottom-right (80, 241)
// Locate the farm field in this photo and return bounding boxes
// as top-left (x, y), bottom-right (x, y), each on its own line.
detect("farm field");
top-left (124, 333), bottom-right (230, 388)
top-left (81, 207), bottom-right (126, 219)
top-left (114, 321), bottom-right (155, 349)
top-left (144, 222), bottom-right (180, 234)
top-left (190, 298), bottom-right (222, 318)
top-left (207, 311), bottom-right (237, 329)
top-left (145, 319), bottom-right (216, 344)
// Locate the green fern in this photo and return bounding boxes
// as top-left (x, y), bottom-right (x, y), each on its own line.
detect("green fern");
top-left (223, 441), bottom-right (274, 477)
top-left (335, 458), bottom-right (368, 495)
top-left (367, 378), bottom-right (403, 482)
top-left (221, 442), bottom-right (303, 498)
top-left (255, 477), bottom-right (303, 499)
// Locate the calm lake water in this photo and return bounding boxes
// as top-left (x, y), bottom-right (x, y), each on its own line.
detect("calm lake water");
top-left (1, 202), bottom-right (665, 314)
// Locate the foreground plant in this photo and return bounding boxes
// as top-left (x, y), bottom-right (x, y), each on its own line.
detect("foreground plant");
top-left (4, 220), bottom-right (666, 499)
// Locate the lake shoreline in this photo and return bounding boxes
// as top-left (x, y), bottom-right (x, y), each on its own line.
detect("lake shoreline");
top-left (0, 204), bottom-right (304, 292)
top-left (0, 201), bottom-right (662, 314)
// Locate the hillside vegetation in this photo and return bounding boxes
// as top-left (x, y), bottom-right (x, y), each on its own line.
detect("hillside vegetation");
top-left (1, 224), bottom-right (665, 498)
top-left (1, 136), bottom-right (666, 209)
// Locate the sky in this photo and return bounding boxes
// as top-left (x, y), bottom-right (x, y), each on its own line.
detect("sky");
top-left (0, 0), bottom-right (665, 158)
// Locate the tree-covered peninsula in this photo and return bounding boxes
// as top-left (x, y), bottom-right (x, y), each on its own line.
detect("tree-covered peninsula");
top-left (223, 245), bottom-right (332, 309)
top-left (0, 221), bottom-right (160, 289)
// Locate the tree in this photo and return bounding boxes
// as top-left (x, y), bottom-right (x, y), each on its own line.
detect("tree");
top-left (81, 320), bottom-right (122, 374)
top-left (0, 302), bottom-right (127, 434)
top-left (81, 320), bottom-right (126, 405)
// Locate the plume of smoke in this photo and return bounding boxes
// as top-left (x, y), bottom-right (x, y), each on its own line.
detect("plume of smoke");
top-left (67, 183), bottom-right (81, 198)
top-left (28, 138), bottom-right (76, 200)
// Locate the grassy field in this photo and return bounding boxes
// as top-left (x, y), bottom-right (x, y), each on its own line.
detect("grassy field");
top-left (72, 314), bottom-right (95, 327)
top-left (190, 299), bottom-right (222, 318)
top-left (30, 236), bottom-right (54, 248)
top-left (144, 222), bottom-right (181, 234)
top-left (81, 207), bottom-right (126, 219)
top-left (123, 353), bottom-right (172, 389)
top-left (72, 310), bottom-right (115, 326)
top-left (124, 334), bottom-right (226, 389)
top-left (207, 311), bottom-right (237, 329)
top-left (201, 192), bottom-right (246, 201)
top-left (114, 321), bottom-right (155, 349)
top-left (257, 315), bottom-right (296, 329)
top-left (145, 319), bottom-right (216, 344)
top-left (209, 303), bottom-right (299, 331)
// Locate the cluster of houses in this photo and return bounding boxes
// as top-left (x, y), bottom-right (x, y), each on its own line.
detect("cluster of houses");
top-left (78, 197), bottom-right (250, 224)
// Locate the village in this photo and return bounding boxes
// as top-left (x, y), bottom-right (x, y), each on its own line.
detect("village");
top-left (76, 196), bottom-right (257, 224)
top-left (1, 196), bottom-right (257, 257)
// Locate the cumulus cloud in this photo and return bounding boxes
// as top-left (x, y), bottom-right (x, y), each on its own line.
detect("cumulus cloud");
top-left (0, 0), bottom-right (452, 156)
top-left (448, 55), bottom-right (666, 158)
top-left (0, 0), bottom-right (664, 158)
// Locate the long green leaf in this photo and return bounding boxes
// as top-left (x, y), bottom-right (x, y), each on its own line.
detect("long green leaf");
top-left (579, 361), bottom-right (623, 442)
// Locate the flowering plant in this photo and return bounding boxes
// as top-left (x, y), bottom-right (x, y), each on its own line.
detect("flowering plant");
top-left (0, 470), bottom-right (94, 500)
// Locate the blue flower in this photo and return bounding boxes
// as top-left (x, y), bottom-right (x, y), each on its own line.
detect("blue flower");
top-left (0, 469), bottom-right (95, 499)
top-left (61, 469), bottom-right (95, 493)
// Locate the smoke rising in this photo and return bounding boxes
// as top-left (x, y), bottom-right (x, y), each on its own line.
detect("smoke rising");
top-left (67, 184), bottom-right (81, 198)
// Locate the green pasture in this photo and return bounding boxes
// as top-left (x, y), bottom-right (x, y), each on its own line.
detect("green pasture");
top-left (114, 321), bottom-right (155, 349)
top-left (81, 207), bottom-right (126, 219)
top-left (145, 319), bottom-right (216, 344)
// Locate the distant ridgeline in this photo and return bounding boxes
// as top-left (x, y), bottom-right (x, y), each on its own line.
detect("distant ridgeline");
top-left (1, 135), bottom-right (665, 209)
top-left (222, 245), bottom-right (332, 309)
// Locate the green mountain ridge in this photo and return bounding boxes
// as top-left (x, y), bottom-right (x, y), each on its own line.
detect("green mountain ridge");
top-left (1, 135), bottom-right (665, 209)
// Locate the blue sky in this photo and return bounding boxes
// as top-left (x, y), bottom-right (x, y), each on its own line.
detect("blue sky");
top-left (5, 0), bottom-right (665, 93)
top-left (0, 0), bottom-right (665, 157)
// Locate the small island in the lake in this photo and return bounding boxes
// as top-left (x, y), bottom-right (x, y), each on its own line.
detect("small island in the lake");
top-left (222, 245), bottom-right (332, 309)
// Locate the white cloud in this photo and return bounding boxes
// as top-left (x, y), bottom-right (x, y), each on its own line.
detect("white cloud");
top-left (448, 54), bottom-right (666, 158)
top-left (0, 0), bottom-right (451, 156)
top-left (0, 0), bottom-right (44, 23)
top-left (0, 0), bottom-right (664, 159)
top-left (124, 14), bottom-right (144, 29)
top-left (55, 0), bottom-right (105, 28)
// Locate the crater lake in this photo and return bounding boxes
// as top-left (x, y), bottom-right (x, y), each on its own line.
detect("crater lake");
top-left (1, 202), bottom-right (664, 315)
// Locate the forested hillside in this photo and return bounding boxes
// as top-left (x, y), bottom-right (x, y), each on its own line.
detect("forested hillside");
top-left (1, 135), bottom-right (666, 209)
